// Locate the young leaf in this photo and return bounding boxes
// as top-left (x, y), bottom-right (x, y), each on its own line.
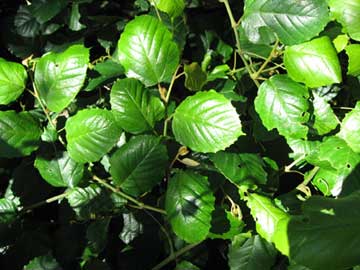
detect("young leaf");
top-left (254, 75), bottom-right (310, 139)
top-left (172, 90), bottom-right (244, 153)
top-left (0, 111), bottom-right (41, 158)
top-left (0, 58), bottom-right (27, 105)
top-left (110, 135), bottom-right (168, 197)
top-left (65, 108), bottom-right (121, 163)
top-left (35, 44), bottom-right (89, 112)
top-left (34, 151), bottom-right (84, 188)
top-left (345, 44), bottom-right (360, 76)
top-left (153, 0), bottom-right (185, 18)
top-left (117, 15), bottom-right (180, 86)
top-left (328, 0), bottom-right (360, 41)
top-left (110, 78), bottom-right (165, 134)
top-left (184, 62), bottom-right (207, 91)
top-left (338, 102), bottom-right (360, 153)
top-left (228, 235), bottom-right (277, 270)
top-left (165, 170), bottom-right (215, 243)
top-left (241, 0), bottom-right (329, 45)
top-left (284, 36), bottom-right (342, 88)
top-left (312, 92), bottom-right (338, 135)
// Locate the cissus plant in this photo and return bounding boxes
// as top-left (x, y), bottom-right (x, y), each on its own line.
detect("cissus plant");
top-left (0, 0), bottom-right (360, 269)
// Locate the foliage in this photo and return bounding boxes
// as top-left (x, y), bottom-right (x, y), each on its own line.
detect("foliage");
top-left (0, 0), bottom-right (360, 269)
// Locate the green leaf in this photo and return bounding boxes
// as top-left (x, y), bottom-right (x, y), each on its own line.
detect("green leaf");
top-left (345, 44), bottom-right (360, 76)
top-left (165, 170), bottom-right (215, 243)
top-left (284, 36), bottom-right (342, 88)
top-left (35, 44), bottom-right (90, 112)
top-left (312, 168), bottom-right (339, 196)
top-left (172, 90), bottom-right (244, 153)
top-left (35, 151), bottom-right (84, 188)
top-left (241, 0), bottom-right (329, 45)
top-left (14, 5), bottom-right (41, 37)
top-left (117, 15), bottom-right (180, 86)
top-left (286, 138), bottom-right (320, 161)
top-left (208, 207), bottom-right (244, 240)
top-left (184, 62), bottom-right (207, 91)
top-left (154, 0), bottom-right (185, 18)
top-left (24, 253), bottom-right (62, 270)
top-left (254, 75), bottom-right (310, 139)
top-left (86, 218), bottom-right (110, 254)
top-left (0, 58), bottom-right (27, 105)
top-left (333, 34), bottom-right (349, 53)
top-left (29, 0), bottom-right (67, 24)
top-left (110, 135), bottom-right (168, 197)
top-left (0, 198), bottom-right (18, 224)
top-left (86, 60), bottom-right (124, 91)
top-left (175, 261), bottom-right (200, 270)
top-left (211, 152), bottom-right (268, 188)
top-left (312, 92), bottom-right (338, 135)
top-left (206, 64), bottom-right (231, 82)
top-left (119, 212), bottom-right (143, 244)
top-left (338, 102), bottom-right (360, 153)
top-left (329, 0), bottom-right (360, 41)
top-left (0, 111), bottom-right (41, 158)
top-left (65, 108), bottom-right (121, 163)
top-left (238, 25), bottom-right (272, 58)
top-left (110, 78), bottom-right (164, 134)
top-left (228, 235), bottom-right (277, 270)
top-left (69, 2), bottom-right (85, 31)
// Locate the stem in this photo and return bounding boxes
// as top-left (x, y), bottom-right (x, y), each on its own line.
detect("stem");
top-left (284, 154), bottom-right (306, 172)
top-left (92, 175), bottom-right (166, 215)
top-left (165, 65), bottom-right (182, 104)
top-left (152, 242), bottom-right (200, 270)
top-left (163, 114), bottom-right (174, 137)
top-left (302, 166), bottom-right (320, 186)
top-left (252, 39), bottom-right (280, 79)
top-left (21, 192), bottom-right (69, 213)
top-left (150, 0), bottom-right (162, 21)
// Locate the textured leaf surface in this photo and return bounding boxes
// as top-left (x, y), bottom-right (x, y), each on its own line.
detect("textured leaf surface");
top-left (172, 90), bottom-right (243, 153)
top-left (241, 0), bottom-right (329, 45)
top-left (329, 0), bottom-right (360, 41)
top-left (184, 62), bottom-right (207, 91)
top-left (0, 111), bottom-right (41, 158)
top-left (312, 93), bottom-right (338, 135)
top-left (345, 44), bottom-right (360, 76)
top-left (35, 44), bottom-right (89, 112)
top-left (14, 5), bottom-right (40, 37)
top-left (65, 108), bottom-right (121, 163)
top-left (0, 58), bottom-right (27, 105)
top-left (29, 0), bottom-right (66, 24)
top-left (154, 0), bottom-right (185, 18)
top-left (338, 102), bottom-right (360, 153)
top-left (117, 15), bottom-right (180, 86)
top-left (284, 36), bottom-right (342, 88)
top-left (254, 75), bottom-right (310, 139)
top-left (110, 135), bottom-right (168, 197)
top-left (211, 152), bottom-right (267, 188)
top-left (110, 78), bottom-right (164, 134)
top-left (35, 151), bottom-right (84, 188)
top-left (228, 235), bottom-right (277, 270)
top-left (165, 170), bottom-right (215, 243)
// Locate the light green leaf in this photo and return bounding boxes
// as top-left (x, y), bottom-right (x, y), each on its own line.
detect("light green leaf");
top-left (184, 62), bottom-right (207, 91)
top-left (172, 90), bottom-right (244, 153)
top-left (333, 34), bottom-right (349, 53)
top-left (35, 44), bottom-right (89, 112)
top-left (208, 207), bottom-right (244, 240)
top-left (284, 36), bottom-right (342, 88)
top-left (228, 235), bottom-right (277, 270)
top-left (110, 78), bottom-right (164, 134)
top-left (312, 168), bottom-right (339, 196)
top-left (206, 64), bottom-right (230, 82)
top-left (119, 212), bottom-right (143, 244)
top-left (286, 138), bottom-right (320, 161)
top-left (254, 75), bottom-right (310, 139)
top-left (154, 0), bottom-right (185, 18)
top-left (329, 0), bottom-right (360, 41)
top-left (35, 151), bottom-right (84, 188)
top-left (338, 102), bottom-right (360, 153)
top-left (312, 92), bottom-right (338, 135)
top-left (345, 44), bottom-right (360, 76)
top-left (117, 15), bottom-right (180, 86)
top-left (0, 111), bottom-right (41, 158)
top-left (165, 170), bottom-right (215, 243)
top-left (241, 0), bottom-right (329, 45)
top-left (29, 0), bottom-right (67, 24)
top-left (211, 152), bottom-right (267, 188)
top-left (110, 135), bottom-right (168, 197)
top-left (65, 108), bottom-right (121, 163)
top-left (0, 198), bottom-right (18, 224)
top-left (0, 58), bottom-right (27, 105)
top-left (24, 253), bottom-right (62, 270)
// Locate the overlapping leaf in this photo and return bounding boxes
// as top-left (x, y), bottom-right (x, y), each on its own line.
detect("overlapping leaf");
top-left (154, 0), bottom-right (185, 18)
top-left (338, 102), bottom-right (360, 153)
top-left (345, 44), bottom-right (360, 76)
top-left (312, 92), bottom-right (338, 135)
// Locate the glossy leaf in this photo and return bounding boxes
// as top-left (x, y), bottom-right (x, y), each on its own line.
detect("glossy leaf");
top-left (65, 108), bottom-right (121, 163)
top-left (338, 102), bottom-right (360, 153)
top-left (208, 207), bottom-right (244, 240)
top-left (117, 15), bottom-right (180, 86)
top-left (0, 58), bottom-right (27, 105)
top-left (241, 0), bottom-right (329, 45)
top-left (110, 135), bottom-right (168, 197)
top-left (154, 0), bottom-right (185, 18)
top-left (312, 92), bottom-right (338, 135)
top-left (110, 78), bottom-right (165, 134)
top-left (284, 36), bottom-right (342, 88)
top-left (86, 60), bottom-right (124, 91)
top-left (312, 168), bottom-right (339, 196)
top-left (35, 151), bottom-right (84, 188)
top-left (345, 44), bottom-right (360, 76)
top-left (329, 0), bottom-right (360, 41)
top-left (35, 44), bottom-right (89, 112)
top-left (228, 235), bottom-right (277, 270)
top-left (172, 90), bottom-right (244, 153)
top-left (0, 111), bottom-right (41, 158)
top-left (14, 5), bottom-right (40, 37)
top-left (69, 2), bottom-right (85, 31)
top-left (29, 0), bottom-right (67, 24)
top-left (165, 170), bottom-right (215, 243)
top-left (184, 62), bottom-right (207, 91)
top-left (211, 152), bottom-right (267, 188)
top-left (254, 75), bottom-right (310, 139)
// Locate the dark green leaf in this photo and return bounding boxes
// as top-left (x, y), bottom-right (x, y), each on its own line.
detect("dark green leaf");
top-left (208, 207), bottom-right (244, 240)
top-left (184, 62), bottom-right (207, 91)
top-left (119, 212), bottom-right (143, 244)
top-left (175, 261), bottom-right (200, 270)
top-left (29, 0), bottom-right (67, 24)
top-left (24, 253), bottom-right (62, 270)
top-left (14, 5), bottom-right (41, 37)
top-left (86, 218), bottom-right (110, 254)
top-left (86, 60), bottom-right (124, 91)
top-left (0, 198), bottom-right (18, 224)
top-left (68, 2), bottom-right (85, 31)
